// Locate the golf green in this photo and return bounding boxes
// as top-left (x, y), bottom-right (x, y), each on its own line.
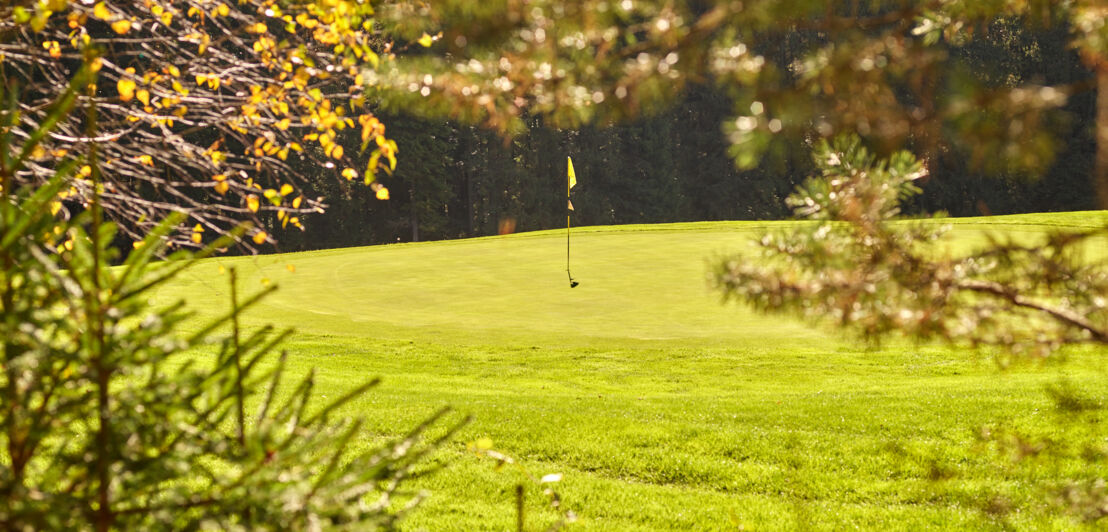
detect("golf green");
top-left (158, 212), bottom-right (1108, 530)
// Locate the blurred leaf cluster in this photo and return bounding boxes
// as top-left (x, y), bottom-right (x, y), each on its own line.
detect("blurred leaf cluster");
top-left (714, 134), bottom-right (1108, 357)
top-left (375, 0), bottom-right (1108, 195)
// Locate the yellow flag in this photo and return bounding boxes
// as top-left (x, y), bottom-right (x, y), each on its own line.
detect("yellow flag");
top-left (567, 156), bottom-right (577, 190)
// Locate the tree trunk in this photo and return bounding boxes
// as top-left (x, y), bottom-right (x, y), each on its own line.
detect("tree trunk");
top-left (1097, 64), bottom-right (1108, 209)
top-left (409, 178), bottom-right (419, 242)
top-left (464, 130), bottom-right (475, 236)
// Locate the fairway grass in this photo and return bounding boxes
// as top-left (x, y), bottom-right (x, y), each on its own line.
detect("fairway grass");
top-left (158, 212), bottom-right (1108, 530)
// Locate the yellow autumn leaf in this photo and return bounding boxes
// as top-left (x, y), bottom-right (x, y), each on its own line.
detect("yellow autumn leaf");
top-left (252, 231), bottom-right (267, 244)
top-left (286, 264), bottom-right (296, 273)
top-left (117, 78), bottom-right (136, 102)
top-left (341, 167), bottom-right (357, 180)
top-left (171, 80), bottom-right (189, 96)
top-left (418, 33), bottom-right (433, 47)
top-left (111, 19), bottom-right (132, 34)
top-left (330, 145), bottom-right (343, 159)
top-left (280, 184), bottom-right (293, 196)
top-left (216, 3), bottom-right (230, 17)
top-left (367, 151), bottom-right (380, 173)
top-left (136, 155), bottom-right (153, 166)
top-left (93, 2), bottom-right (112, 21)
top-left (136, 88), bottom-right (150, 106)
top-left (292, 196), bottom-right (302, 208)
top-left (214, 181), bottom-right (229, 195)
top-left (246, 194), bottom-right (260, 212)
top-left (376, 186), bottom-right (389, 200)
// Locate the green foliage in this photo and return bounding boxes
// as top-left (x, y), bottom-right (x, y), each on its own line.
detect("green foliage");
top-left (714, 136), bottom-right (949, 339)
top-left (0, 77), bottom-right (461, 531)
top-left (788, 135), bottom-right (926, 222)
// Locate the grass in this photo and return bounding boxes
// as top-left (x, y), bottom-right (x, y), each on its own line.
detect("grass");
top-left (156, 211), bottom-right (1108, 530)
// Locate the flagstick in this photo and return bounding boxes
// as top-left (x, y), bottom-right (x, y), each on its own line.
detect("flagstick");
top-left (566, 156), bottom-right (578, 287)
top-left (566, 176), bottom-right (573, 284)
top-left (566, 208), bottom-right (572, 282)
